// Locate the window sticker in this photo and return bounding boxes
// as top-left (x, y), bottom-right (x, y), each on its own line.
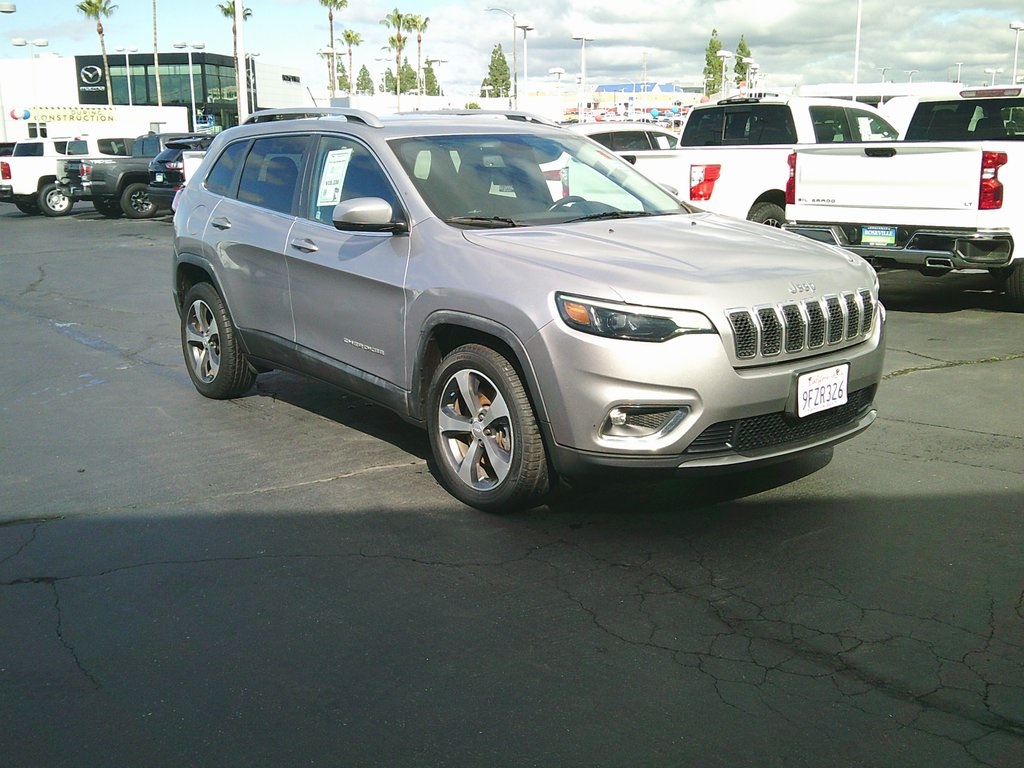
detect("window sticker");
top-left (317, 148), bottom-right (353, 207)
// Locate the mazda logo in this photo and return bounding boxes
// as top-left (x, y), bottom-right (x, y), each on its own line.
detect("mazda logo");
top-left (80, 66), bottom-right (103, 85)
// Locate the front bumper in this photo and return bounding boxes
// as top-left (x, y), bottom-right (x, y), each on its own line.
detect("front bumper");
top-left (527, 303), bottom-right (886, 476)
top-left (784, 222), bottom-right (1015, 271)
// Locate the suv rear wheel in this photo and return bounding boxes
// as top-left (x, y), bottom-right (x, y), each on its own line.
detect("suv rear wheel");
top-left (427, 344), bottom-right (549, 512)
top-left (181, 283), bottom-right (257, 399)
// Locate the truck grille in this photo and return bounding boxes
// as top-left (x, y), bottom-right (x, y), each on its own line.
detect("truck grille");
top-left (685, 386), bottom-right (875, 454)
top-left (726, 290), bottom-right (875, 361)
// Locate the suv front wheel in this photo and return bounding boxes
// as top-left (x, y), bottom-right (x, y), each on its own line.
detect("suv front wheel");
top-left (181, 283), bottom-right (257, 399)
top-left (427, 344), bottom-right (549, 512)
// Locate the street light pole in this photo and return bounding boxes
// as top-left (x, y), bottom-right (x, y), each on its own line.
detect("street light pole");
top-left (905, 69), bottom-right (918, 83)
top-left (985, 67), bottom-right (1003, 87)
top-left (953, 62), bottom-right (962, 83)
top-left (716, 50), bottom-right (735, 98)
top-left (486, 7), bottom-right (517, 108)
top-left (516, 23), bottom-right (534, 98)
top-left (853, 0), bottom-right (863, 88)
top-left (572, 33), bottom-right (593, 122)
top-left (116, 46), bottom-right (138, 106)
top-left (173, 41), bottom-right (206, 130)
top-left (1011, 22), bottom-right (1024, 85)
top-left (879, 66), bottom-right (889, 82)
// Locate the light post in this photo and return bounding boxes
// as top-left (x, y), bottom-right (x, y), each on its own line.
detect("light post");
top-left (1011, 22), bottom-right (1024, 85)
top-left (246, 52), bottom-right (259, 112)
top-left (0, 7), bottom-right (21, 142)
top-left (318, 47), bottom-right (340, 98)
top-left (738, 56), bottom-right (758, 92)
top-left (516, 23), bottom-right (533, 97)
top-left (985, 67), bottom-right (1003, 87)
top-left (0, 4), bottom-right (15, 12)
top-left (853, 0), bottom-right (863, 87)
top-left (954, 62), bottom-right (963, 83)
top-left (904, 69), bottom-right (918, 83)
top-left (173, 41), bottom-right (205, 130)
top-left (11, 37), bottom-right (47, 55)
top-left (116, 46), bottom-right (137, 106)
top-left (879, 66), bottom-right (889, 82)
top-left (572, 33), bottom-right (593, 122)
top-left (716, 49), bottom-right (735, 98)
top-left (486, 7), bottom-right (517, 108)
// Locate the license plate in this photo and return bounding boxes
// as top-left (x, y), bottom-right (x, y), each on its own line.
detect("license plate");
top-left (155, 173), bottom-right (164, 182)
top-left (797, 364), bottom-right (849, 418)
top-left (861, 225), bottom-right (896, 247)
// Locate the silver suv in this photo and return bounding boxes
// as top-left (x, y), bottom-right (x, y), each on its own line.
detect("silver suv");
top-left (172, 109), bottom-right (886, 511)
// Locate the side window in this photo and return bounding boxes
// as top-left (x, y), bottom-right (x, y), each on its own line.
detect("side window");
top-left (847, 109), bottom-right (899, 141)
top-left (67, 140), bottom-right (89, 155)
top-left (307, 135), bottom-right (399, 224)
top-left (236, 135), bottom-right (308, 214)
top-left (748, 105), bottom-right (797, 144)
top-left (611, 131), bottom-right (653, 151)
top-left (204, 140), bottom-right (248, 197)
top-left (809, 105), bottom-right (851, 142)
top-left (650, 132), bottom-right (677, 149)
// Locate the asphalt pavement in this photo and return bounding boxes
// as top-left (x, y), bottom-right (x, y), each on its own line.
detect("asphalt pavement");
top-left (1, 207), bottom-right (1022, 767)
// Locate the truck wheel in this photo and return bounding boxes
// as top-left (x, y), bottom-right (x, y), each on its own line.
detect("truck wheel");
top-left (180, 283), bottom-right (257, 399)
top-left (427, 344), bottom-right (550, 512)
top-left (120, 182), bottom-right (156, 219)
top-left (1005, 263), bottom-right (1024, 311)
top-left (15, 199), bottom-right (40, 215)
top-left (748, 202), bottom-right (786, 227)
top-left (37, 182), bottom-right (73, 217)
top-left (93, 198), bottom-right (123, 218)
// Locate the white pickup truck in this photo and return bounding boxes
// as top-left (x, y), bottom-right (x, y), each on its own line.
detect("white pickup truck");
top-left (784, 87), bottom-right (1024, 308)
top-left (621, 95), bottom-right (899, 225)
top-left (0, 136), bottom-right (133, 216)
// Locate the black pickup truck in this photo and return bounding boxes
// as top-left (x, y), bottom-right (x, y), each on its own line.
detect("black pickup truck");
top-left (59, 132), bottom-right (207, 218)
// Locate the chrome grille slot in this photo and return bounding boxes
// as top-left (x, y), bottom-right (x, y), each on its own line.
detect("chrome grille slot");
top-left (757, 306), bottom-right (783, 356)
top-left (844, 292), bottom-right (861, 338)
top-left (826, 296), bottom-right (844, 344)
top-left (726, 288), bottom-right (875, 362)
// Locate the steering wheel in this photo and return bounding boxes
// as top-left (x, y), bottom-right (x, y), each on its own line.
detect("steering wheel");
top-left (547, 195), bottom-right (588, 212)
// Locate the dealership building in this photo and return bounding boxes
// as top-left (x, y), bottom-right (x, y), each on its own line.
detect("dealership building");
top-left (0, 48), bottom-right (309, 142)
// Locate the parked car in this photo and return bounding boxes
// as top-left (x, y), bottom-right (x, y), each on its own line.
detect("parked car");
top-left (571, 121), bottom-right (680, 152)
top-left (148, 135), bottom-right (214, 212)
top-left (172, 108), bottom-right (886, 512)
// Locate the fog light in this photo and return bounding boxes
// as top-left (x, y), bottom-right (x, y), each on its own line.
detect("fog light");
top-left (601, 406), bottom-right (689, 439)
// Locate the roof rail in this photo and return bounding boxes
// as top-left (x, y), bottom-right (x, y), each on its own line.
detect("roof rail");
top-left (394, 109), bottom-right (559, 126)
top-left (243, 107), bottom-right (384, 128)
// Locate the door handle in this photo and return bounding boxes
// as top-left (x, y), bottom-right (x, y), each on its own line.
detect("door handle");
top-left (210, 217), bottom-right (231, 230)
top-left (289, 237), bottom-right (319, 253)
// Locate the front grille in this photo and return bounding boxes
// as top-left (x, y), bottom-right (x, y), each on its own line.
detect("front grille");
top-left (727, 290), bottom-right (875, 362)
top-left (684, 386), bottom-right (875, 454)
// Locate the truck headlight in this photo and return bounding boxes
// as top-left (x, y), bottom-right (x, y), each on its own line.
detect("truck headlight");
top-left (556, 293), bottom-right (715, 342)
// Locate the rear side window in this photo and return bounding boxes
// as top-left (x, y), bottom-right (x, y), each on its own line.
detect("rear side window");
top-left (204, 141), bottom-right (248, 197)
top-left (98, 138), bottom-right (132, 156)
top-left (13, 143), bottom-right (44, 157)
top-left (236, 135), bottom-right (309, 214)
top-left (307, 135), bottom-right (399, 224)
top-left (66, 140), bottom-right (90, 155)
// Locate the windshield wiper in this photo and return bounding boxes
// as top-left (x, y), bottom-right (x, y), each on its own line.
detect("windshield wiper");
top-left (564, 211), bottom-right (659, 223)
top-left (445, 215), bottom-right (519, 228)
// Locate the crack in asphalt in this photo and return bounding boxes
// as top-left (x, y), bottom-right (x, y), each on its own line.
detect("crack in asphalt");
top-left (883, 350), bottom-right (1024, 380)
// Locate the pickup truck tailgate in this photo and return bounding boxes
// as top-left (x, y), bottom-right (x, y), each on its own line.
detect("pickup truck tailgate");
top-left (791, 143), bottom-right (985, 213)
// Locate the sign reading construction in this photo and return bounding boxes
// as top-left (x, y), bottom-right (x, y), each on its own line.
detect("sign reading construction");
top-left (17, 106), bottom-right (121, 123)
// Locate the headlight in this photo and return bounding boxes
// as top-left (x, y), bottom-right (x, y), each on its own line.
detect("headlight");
top-left (556, 293), bottom-right (715, 342)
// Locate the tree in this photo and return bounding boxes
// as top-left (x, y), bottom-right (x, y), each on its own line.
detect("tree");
top-left (407, 14), bottom-right (429, 96)
top-left (702, 29), bottom-right (723, 96)
top-left (480, 44), bottom-right (510, 99)
top-left (424, 60), bottom-right (438, 97)
top-left (380, 8), bottom-right (411, 109)
top-left (355, 64), bottom-right (375, 95)
top-left (340, 29), bottom-right (362, 95)
top-left (734, 36), bottom-right (753, 87)
top-left (399, 58), bottom-right (417, 94)
top-left (336, 59), bottom-right (348, 92)
top-left (319, 0), bottom-right (348, 100)
top-left (152, 0), bottom-right (162, 105)
top-left (217, 2), bottom-right (251, 104)
top-left (76, 0), bottom-right (118, 106)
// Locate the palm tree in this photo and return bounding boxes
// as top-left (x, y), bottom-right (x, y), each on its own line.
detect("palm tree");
top-left (408, 15), bottom-right (429, 100)
top-left (340, 29), bottom-right (362, 96)
top-left (380, 8), bottom-right (410, 109)
top-left (76, 0), bottom-right (118, 106)
top-left (152, 0), bottom-right (162, 105)
top-left (217, 1), bottom-right (252, 103)
top-left (319, 0), bottom-right (348, 100)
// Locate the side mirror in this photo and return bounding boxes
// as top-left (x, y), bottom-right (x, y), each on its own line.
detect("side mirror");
top-left (332, 197), bottom-right (408, 234)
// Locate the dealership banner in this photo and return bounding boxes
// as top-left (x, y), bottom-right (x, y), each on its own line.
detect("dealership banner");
top-left (75, 56), bottom-right (109, 104)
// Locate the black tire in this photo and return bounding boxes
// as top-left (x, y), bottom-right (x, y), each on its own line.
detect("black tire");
top-left (180, 283), bottom-right (257, 399)
top-left (93, 198), bottom-right (123, 218)
top-left (37, 182), bottom-right (73, 217)
top-left (120, 182), bottom-right (156, 219)
top-left (427, 344), bottom-right (550, 512)
top-left (748, 202), bottom-right (786, 228)
top-left (15, 199), bottom-right (40, 215)
top-left (1005, 263), bottom-right (1024, 311)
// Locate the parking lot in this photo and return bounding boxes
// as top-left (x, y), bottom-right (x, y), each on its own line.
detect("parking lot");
top-left (1, 208), bottom-right (1022, 767)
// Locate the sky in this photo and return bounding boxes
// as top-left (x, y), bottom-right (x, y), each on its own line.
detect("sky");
top-left (3, 0), bottom-right (1024, 101)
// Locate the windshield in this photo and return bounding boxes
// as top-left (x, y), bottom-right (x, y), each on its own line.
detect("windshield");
top-left (390, 132), bottom-right (689, 226)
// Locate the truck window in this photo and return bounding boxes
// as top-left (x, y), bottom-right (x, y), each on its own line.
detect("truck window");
top-left (902, 99), bottom-right (1021, 141)
top-left (66, 140), bottom-right (90, 155)
top-left (12, 143), bottom-right (44, 157)
top-left (98, 138), bottom-right (132, 156)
